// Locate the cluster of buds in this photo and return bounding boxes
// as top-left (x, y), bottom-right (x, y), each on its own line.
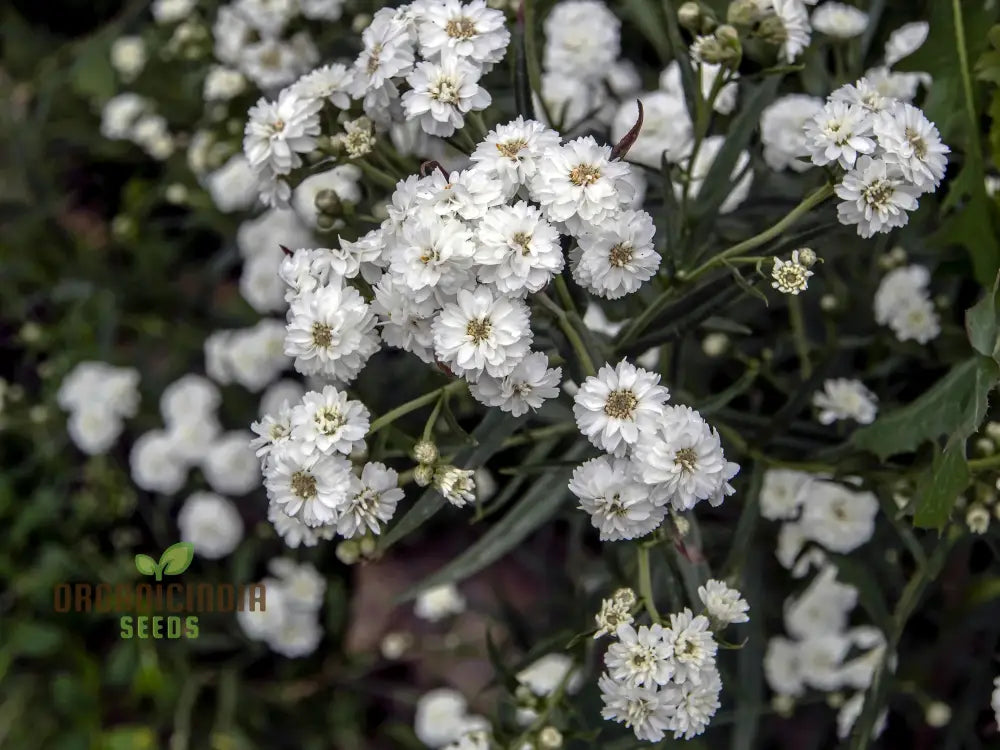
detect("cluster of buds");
top-left (593, 587), bottom-right (637, 639)
top-left (412, 440), bottom-right (478, 508)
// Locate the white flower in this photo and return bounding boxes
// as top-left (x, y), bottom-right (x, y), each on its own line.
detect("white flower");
top-left (598, 673), bottom-right (671, 743)
top-left (760, 469), bottom-right (814, 520)
top-left (542, 0), bottom-right (621, 82)
top-left (771, 250), bottom-right (814, 295)
top-left (991, 676), bottom-right (1000, 729)
top-left (152, 0), bottom-right (195, 24)
top-left (243, 89), bottom-right (322, 177)
top-left (530, 136), bottom-right (634, 231)
top-left (268, 611), bottom-right (324, 658)
top-left (337, 461), bottom-right (404, 538)
top-left (414, 688), bottom-right (475, 748)
top-left (264, 443), bottom-right (353, 526)
top-left (237, 207), bottom-right (314, 260)
top-left (606, 623), bottom-right (674, 687)
top-left (417, 0), bottom-right (510, 69)
top-left (610, 92), bottom-right (692, 169)
top-left (805, 101), bottom-right (876, 169)
top-left (632, 405), bottom-right (739, 511)
top-left (100, 93), bottom-right (150, 140)
top-left (837, 691), bottom-right (887, 740)
top-left (662, 666), bottom-right (723, 739)
top-left (371, 273), bottom-right (439, 363)
top-left (290, 386), bottom-right (370, 456)
top-left (573, 209), bottom-right (661, 300)
top-left (160, 374), bottom-right (220, 426)
top-left (177, 492), bottom-right (243, 559)
top-left (434, 466), bottom-right (477, 507)
top-left (662, 61), bottom-right (739, 116)
top-left (402, 57), bottom-right (491, 137)
top-left (350, 7), bottom-right (416, 95)
top-left (664, 608), bottom-right (717, 685)
top-left (432, 285), bottom-right (532, 380)
top-left (569, 456), bottom-right (668, 541)
top-left (110, 36), bottom-right (146, 81)
top-left (165, 413), bottom-right (222, 468)
top-left (760, 94), bottom-right (824, 172)
top-left (874, 264), bottom-right (940, 344)
top-left (268, 504), bottom-right (336, 548)
top-left (799, 633), bottom-right (853, 691)
top-left (812, 378), bottom-right (878, 425)
top-left (573, 360), bottom-right (669, 456)
top-left (475, 202), bottom-right (564, 295)
top-left (204, 66), bottom-right (246, 101)
top-left (865, 65), bottom-right (930, 103)
top-left (835, 156), bottom-right (921, 237)
top-left (872, 103), bottom-right (950, 191)
top-left (772, 0), bottom-right (812, 62)
top-left (415, 583), bottom-right (466, 622)
top-left (800, 479), bottom-right (878, 553)
top-left (251, 406), bottom-right (294, 462)
top-left (698, 580), bottom-right (750, 624)
top-left (517, 653), bottom-right (583, 695)
top-left (764, 637), bottom-right (805, 696)
top-left (284, 283), bottom-right (380, 384)
top-left (469, 352), bottom-right (562, 417)
top-left (58, 361), bottom-right (140, 418)
top-left (226, 319), bottom-right (291, 392)
top-left (390, 214), bottom-right (476, 293)
top-left (290, 63), bottom-right (354, 109)
top-left (130, 430), bottom-right (187, 494)
top-left (830, 77), bottom-right (893, 114)
top-left (203, 432), bottom-right (261, 496)
top-left (677, 135), bottom-right (753, 214)
top-left (299, 0), bottom-right (345, 20)
top-left (260, 380), bottom-right (305, 417)
top-left (595, 593), bottom-right (635, 638)
top-left (205, 155), bottom-right (258, 214)
top-left (884, 21), bottom-right (929, 66)
top-left (470, 117), bottom-right (562, 198)
top-left (811, 2), bottom-right (868, 39)
top-left (784, 565), bottom-right (858, 639)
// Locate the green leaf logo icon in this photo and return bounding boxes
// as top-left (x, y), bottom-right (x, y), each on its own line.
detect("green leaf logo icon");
top-left (133, 543), bottom-right (194, 581)
top-left (159, 542), bottom-right (194, 577)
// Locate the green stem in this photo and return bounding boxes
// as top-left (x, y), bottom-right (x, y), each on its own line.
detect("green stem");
top-left (500, 422), bottom-right (577, 448)
top-left (680, 66), bottom-right (727, 220)
top-left (787, 295), bottom-right (812, 379)
top-left (422, 395), bottom-right (445, 441)
top-left (554, 273), bottom-right (579, 316)
top-left (367, 380), bottom-right (466, 436)
top-left (637, 545), bottom-right (661, 623)
top-left (467, 110), bottom-right (489, 141)
top-left (355, 159), bottom-right (399, 190)
top-left (537, 293), bottom-right (597, 377)
top-left (968, 452), bottom-right (1000, 472)
top-left (617, 280), bottom-right (677, 348)
top-left (522, 0), bottom-right (556, 128)
top-left (684, 183), bottom-right (835, 283)
top-left (953, 0), bottom-right (983, 166)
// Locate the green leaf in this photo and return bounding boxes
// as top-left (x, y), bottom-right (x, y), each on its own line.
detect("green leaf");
top-left (69, 40), bottom-right (116, 103)
top-left (965, 271), bottom-right (1000, 360)
top-left (377, 410), bottom-right (519, 552)
top-left (7, 621), bottom-right (63, 657)
top-left (913, 441), bottom-right (971, 530)
top-left (511, 25), bottom-right (535, 119)
top-left (158, 542), bottom-right (194, 576)
top-left (852, 356), bottom-right (1000, 459)
top-left (623, 0), bottom-right (670, 62)
top-left (398, 444), bottom-right (587, 601)
top-left (133, 554), bottom-right (157, 577)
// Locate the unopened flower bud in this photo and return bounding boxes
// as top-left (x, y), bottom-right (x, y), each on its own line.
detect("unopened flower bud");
top-left (967, 504), bottom-right (990, 534)
top-left (826, 692), bottom-right (845, 709)
top-left (820, 294), bottom-right (838, 312)
top-left (702, 332), bottom-right (729, 357)
top-left (315, 214), bottom-right (336, 231)
top-left (359, 535), bottom-right (376, 555)
top-left (336, 539), bottom-right (360, 565)
top-left (757, 15), bottom-right (788, 45)
top-left (976, 437), bottom-right (995, 457)
top-left (796, 247), bottom-right (817, 267)
top-left (771, 694), bottom-right (795, 717)
top-left (678, 2), bottom-right (703, 30)
top-left (352, 14), bottom-right (371, 33)
top-left (728, 0), bottom-right (766, 26)
top-left (314, 189), bottom-right (343, 216)
top-left (538, 727), bottom-right (563, 748)
top-left (413, 440), bottom-right (439, 465)
top-left (414, 463), bottom-right (435, 487)
top-left (925, 701), bottom-right (951, 727)
top-left (380, 631), bottom-right (413, 660)
top-left (515, 685), bottom-right (536, 705)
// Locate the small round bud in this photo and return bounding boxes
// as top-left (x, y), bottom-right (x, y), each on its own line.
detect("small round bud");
top-left (336, 539), bottom-right (360, 565)
top-left (413, 440), bottom-right (439, 465)
top-left (727, 0), bottom-right (765, 26)
top-left (967, 504), bottom-right (990, 534)
top-left (29, 405), bottom-right (48, 423)
top-left (796, 247), bottom-right (817, 267)
top-left (351, 13), bottom-right (372, 33)
top-left (315, 214), bottom-right (337, 231)
top-left (515, 685), bottom-right (536, 705)
top-left (985, 421), bottom-right (1000, 443)
top-left (359, 535), bottom-right (376, 555)
top-left (380, 631), bottom-right (413, 660)
top-left (975, 437), bottom-right (995, 457)
top-left (539, 727), bottom-right (563, 749)
top-left (757, 15), bottom-right (788, 45)
top-left (165, 184), bottom-right (188, 205)
top-left (414, 463), bottom-right (435, 487)
top-left (889, 246), bottom-right (908, 263)
top-left (820, 294), bottom-right (838, 312)
top-left (19, 322), bottom-right (42, 343)
top-left (715, 23), bottom-right (740, 44)
top-left (702, 332), bottom-right (729, 358)
top-left (826, 692), bottom-right (845, 709)
top-left (314, 189), bottom-right (343, 216)
top-left (771, 694), bottom-right (795, 717)
top-left (934, 294), bottom-right (950, 310)
top-left (925, 701), bottom-right (951, 728)
top-left (678, 2), bottom-right (703, 30)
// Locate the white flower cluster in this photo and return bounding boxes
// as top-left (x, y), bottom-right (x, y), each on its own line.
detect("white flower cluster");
top-left (100, 93), bottom-right (174, 160)
top-left (243, 0), bottom-right (511, 206)
top-left (812, 378), bottom-right (878, 426)
top-left (237, 557), bottom-right (327, 658)
top-left (414, 688), bottom-right (490, 749)
top-left (57, 361), bottom-right (140, 455)
top-left (569, 359), bottom-right (740, 541)
top-left (759, 469), bottom-right (886, 740)
top-left (599, 600), bottom-right (732, 741)
top-left (764, 566), bottom-right (888, 740)
top-left (805, 73), bottom-right (948, 237)
top-left (130, 374), bottom-right (260, 496)
top-left (177, 491), bottom-right (244, 559)
top-left (874, 263), bottom-right (940, 344)
top-left (252, 381), bottom-right (405, 546)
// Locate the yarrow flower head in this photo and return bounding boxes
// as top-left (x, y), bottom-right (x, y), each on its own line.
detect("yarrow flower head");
top-left (812, 378), bottom-right (878, 425)
top-left (698, 579), bottom-right (750, 624)
top-left (835, 156), bottom-right (921, 238)
top-left (772, 250), bottom-right (815, 295)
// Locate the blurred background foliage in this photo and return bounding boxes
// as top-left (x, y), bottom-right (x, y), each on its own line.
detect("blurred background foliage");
top-left (5, 0), bottom-right (1000, 749)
